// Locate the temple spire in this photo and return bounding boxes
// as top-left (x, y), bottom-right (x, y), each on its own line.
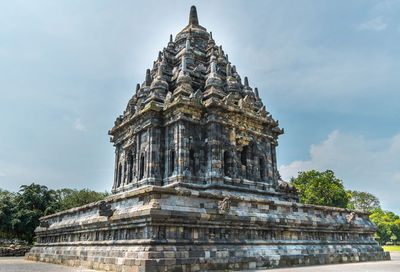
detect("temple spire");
top-left (189, 5), bottom-right (199, 25)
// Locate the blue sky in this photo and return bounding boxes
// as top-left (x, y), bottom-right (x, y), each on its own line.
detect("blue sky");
top-left (0, 0), bottom-right (399, 213)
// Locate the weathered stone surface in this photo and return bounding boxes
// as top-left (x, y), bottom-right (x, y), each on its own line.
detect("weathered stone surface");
top-left (0, 245), bottom-right (31, 257)
top-left (26, 5), bottom-right (389, 271)
top-left (26, 185), bottom-right (390, 271)
top-left (107, 4), bottom-right (285, 196)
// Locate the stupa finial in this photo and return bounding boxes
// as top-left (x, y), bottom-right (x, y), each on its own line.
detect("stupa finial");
top-left (254, 87), bottom-right (259, 99)
top-left (244, 76), bottom-right (249, 87)
top-left (186, 37), bottom-right (191, 50)
top-left (226, 63), bottom-right (231, 77)
top-left (189, 5), bottom-right (199, 25)
top-left (168, 34), bottom-right (174, 49)
top-left (182, 56), bottom-right (187, 72)
top-left (145, 69), bottom-right (151, 86)
top-left (157, 64), bottom-right (163, 77)
top-left (232, 65), bottom-right (237, 73)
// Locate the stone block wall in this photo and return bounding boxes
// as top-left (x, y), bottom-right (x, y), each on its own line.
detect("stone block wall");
top-left (26, 184), bottom-right (390, 271)
top-left (111, 100), bottom-right (283, 196)
top-left (0, 245), bottom-right (31, 257)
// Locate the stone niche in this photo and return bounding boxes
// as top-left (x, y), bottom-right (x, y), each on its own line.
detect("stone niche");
top-left (26, 5), bottom-right (390, 272)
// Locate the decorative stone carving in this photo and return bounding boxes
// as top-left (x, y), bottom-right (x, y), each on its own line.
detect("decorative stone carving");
top-left (98, 201), bottom-right (114, 217)
top-left (39, 221), bottom-right (49, 228)
top-left (189, 89), bottom-right (203, 104)
top-left (218, 197), bottom-right (231, 214)
top-left (164, 91), bottom-right (173, 105)
top-left (257, 105), bottom-right (269, 117)
top-left (242, 95), bottom-right (254, 110)
top-left (346, 211), bottom-right (356, 224)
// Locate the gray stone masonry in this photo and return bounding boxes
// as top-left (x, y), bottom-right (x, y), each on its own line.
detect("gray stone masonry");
top-left (108, 5), bottom-right (284, 196)
top-left (0, 245), bottom-right (31, 257)
top-left (27, 185), bottom-right (389, 271)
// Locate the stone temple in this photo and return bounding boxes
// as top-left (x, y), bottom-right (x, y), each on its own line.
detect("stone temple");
top-left (26, 6), bottom-right (390, 271)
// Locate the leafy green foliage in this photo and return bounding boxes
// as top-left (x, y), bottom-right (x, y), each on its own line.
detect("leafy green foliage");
top-left (11, 184), bottom-right (60, 242)
top-left (370, 209), bottom-right (400, 245)
top-left (287, 169), bottom-right (400, 245)
top-left (0, 183), bottom-right (108, 243)
top-left (56, 188), bottom-right (109, 211)
top-left (0, 190), bottom-right (16, 238)
top-left (347, 190), bottom-right (381, 212)
top-left (290, 170), bottom-right (351, 208)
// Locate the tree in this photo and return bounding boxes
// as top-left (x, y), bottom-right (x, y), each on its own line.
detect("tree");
top-left (12, 183), bottom-right (59, 242)
top-left (347, 190), bottom-right (381, 212)
top-left (0, 190), bottom-right (16, 238)
top-left (56, 188), bottom-right (109, 211)
top-left (391, 218), bottom-right (400, 245)
top-left (290, 169), bottom-right (351, 208)
top-left (370, 209), bottom-right (400, 245)
top-left (0, 183), bottom-right (109, 243)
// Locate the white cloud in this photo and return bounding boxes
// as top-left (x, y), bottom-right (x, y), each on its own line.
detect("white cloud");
top-left (73, 118), bottom-right (87, 132)
top-left (279, 130), bottom-right (400, 213)
top-left (0, 171), bottom-right (6, 177)
top-left (238, 18), bottom-right (399, 114)
top-left (357, 16), bottom-right (387, 31)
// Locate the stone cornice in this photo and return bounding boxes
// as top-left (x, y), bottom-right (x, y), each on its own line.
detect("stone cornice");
top-left (39, 184), bottom-right (371, 222)
top-left (109, 97), bottom-right (283, 144)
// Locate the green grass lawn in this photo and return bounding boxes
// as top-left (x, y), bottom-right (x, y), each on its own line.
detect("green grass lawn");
top-left (382, 245), bottom-right (400, 251)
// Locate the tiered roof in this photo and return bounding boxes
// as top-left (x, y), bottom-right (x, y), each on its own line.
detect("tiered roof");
top-left (110, 6), bottom-right (283, 138)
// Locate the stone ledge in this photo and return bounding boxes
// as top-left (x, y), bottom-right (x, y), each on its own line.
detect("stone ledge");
top-left (26, 244), bottom-right (390, 272)
top-left (39, 184), bottom-right (370, 222)
top-left (33, 239), bottom-right (380, 247)
top-left (0, 246), bottom-right (31, 257)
